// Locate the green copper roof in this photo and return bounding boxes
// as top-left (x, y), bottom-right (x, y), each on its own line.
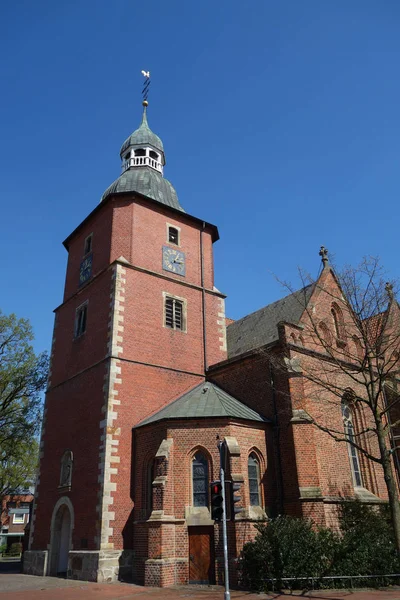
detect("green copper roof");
top-left (101, 166), bottom-right (184, 211)
top-left (120, 107), bottom-right (164, 157)
top-left (136, 382), bottom-right (269, 427)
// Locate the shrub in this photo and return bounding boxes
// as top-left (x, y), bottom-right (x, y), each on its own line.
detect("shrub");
top-left (9, 542), bottom-right (22, 556)
top-left (239, 502), bottom-right (400, 591)
top-left (334, 501), bottom-right (399, 576)
top-left (239, 515), bottom-right (339, 590)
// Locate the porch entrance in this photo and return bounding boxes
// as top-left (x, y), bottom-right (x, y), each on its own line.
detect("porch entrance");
top-left (188, 526), bottom-right (215, 584)
top-left (49, 503), bottom-right (72, 577)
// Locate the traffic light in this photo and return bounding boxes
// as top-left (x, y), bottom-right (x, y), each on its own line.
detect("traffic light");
top-left (210, 481), bottom-right (224, 521)
top-left (231, 481), bottom-right (242, 520)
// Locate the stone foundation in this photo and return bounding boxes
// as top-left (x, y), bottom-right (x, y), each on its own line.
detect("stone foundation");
top-left (23, 550), bottom-right (48, 576)
top-left (68, 549), bottom-right (134, 582)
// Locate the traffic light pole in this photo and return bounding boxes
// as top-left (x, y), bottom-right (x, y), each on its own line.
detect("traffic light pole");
top-left (219, 441), bottom-right (230, 600)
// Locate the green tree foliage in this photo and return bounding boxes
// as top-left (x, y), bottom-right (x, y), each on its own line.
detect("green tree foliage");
top-left (0, 310), bottom-right (48, 497)
top-left (240, 502), bottom-right (400, 591)
top-left (0, 438), bottom-right (39, 498)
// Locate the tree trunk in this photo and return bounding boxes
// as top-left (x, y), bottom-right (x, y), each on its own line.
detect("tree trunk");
top-left (376, 421), bottom-right (400, 555)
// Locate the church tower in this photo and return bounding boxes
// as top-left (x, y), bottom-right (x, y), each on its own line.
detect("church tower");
top-left (24, 96), bottom-right (228, 582)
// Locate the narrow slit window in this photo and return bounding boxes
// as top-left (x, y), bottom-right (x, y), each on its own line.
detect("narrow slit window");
top-left (248, 454), bottom-right (261, 506)
top-left (165, 297), bottom-right (184, 331)
top-left (75, 304), bottom-right (87, 338)
top-left (84, 234), bottom-right (92, 256)
top-left (331, 303), bottom-right (346, 341)
top-left (168, 226), bottom-right (179, 245)
top-left (192, 452), bottom-right (208, 507)
top-left (342, 400), bottom-right (363, 488)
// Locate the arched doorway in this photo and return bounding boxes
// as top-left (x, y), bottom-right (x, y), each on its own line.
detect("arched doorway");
top-left (49, 498), bottom-right (74, 577)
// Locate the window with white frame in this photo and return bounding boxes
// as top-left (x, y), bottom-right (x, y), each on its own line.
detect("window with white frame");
top-left (75, 302), bottom-right (88, 338)
top-left (13, 513), bottom-right (24, 524)
top-left (248, 453), bottom-right (261, 506)
top-left (164, 295), bottom-right (186, 331)
top-left (342, 400), bottom-right (362, 487)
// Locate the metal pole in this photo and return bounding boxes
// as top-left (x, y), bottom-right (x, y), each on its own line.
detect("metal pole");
top-left (219, 441), bottom-right (230, 600)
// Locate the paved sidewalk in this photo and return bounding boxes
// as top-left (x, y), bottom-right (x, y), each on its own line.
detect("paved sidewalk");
top-left (1, 575), bottom-right (400, 600)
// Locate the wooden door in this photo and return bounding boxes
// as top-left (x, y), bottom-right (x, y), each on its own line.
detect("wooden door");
top-left (188, 526), bottom-right (215, 584)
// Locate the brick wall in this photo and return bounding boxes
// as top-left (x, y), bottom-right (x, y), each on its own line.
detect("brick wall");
top-left (31, 191), bottom-right (226, 574)
top-left (132, 418), bottom-right (270, 585)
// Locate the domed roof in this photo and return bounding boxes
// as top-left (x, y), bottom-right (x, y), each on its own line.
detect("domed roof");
top-left (101, 166), bottom-right (184, 212)
top-left (120, 107), bottom-right (164, 157)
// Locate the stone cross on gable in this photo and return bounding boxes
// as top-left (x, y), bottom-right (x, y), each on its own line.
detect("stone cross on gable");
top-left (386, 282), bottom-right (394, 301)
top-left (319, 245), bottom-right (329, 268)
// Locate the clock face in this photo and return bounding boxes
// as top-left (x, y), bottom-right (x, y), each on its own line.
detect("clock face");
top-left (162, 246), bottom-right (186, 276)
top-left (79, 253), bottom-right (93, 286)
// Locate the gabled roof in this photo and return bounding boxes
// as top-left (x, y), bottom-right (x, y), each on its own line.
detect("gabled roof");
top-left (136, 382), bottom-right (269, 428)
top-left (227, 284), bottom-right (315, 359)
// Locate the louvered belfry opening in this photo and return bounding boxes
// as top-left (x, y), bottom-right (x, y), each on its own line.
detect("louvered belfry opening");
top-left (165, 297), bottom-right (183, 330)
top-left (168, 227), bottom-right (179, 245)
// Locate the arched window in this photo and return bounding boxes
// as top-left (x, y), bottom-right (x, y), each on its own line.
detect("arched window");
top-left (342, 399), bottom-right (362, 487)
top-left (248, 453), bottom-right (261, 506)
top-left (318, 321), bottom-right (332, 347)
top-left (192, 452), bottom-right (208, 507)
top-left (134, 148), bottom-right (146, 157)
top-left (331, 303), bottom-right (345, 341)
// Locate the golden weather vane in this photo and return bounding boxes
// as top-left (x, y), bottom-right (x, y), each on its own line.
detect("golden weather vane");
top-left (141, 70), bottom-right (150, 106)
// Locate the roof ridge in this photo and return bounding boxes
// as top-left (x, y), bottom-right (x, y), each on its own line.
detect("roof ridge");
top-left (135, 381), bottom-right (268, 427)
top-left (228, 283), bottom-right (314, 328)
top-left (138, 381), bottom-right (206, 424)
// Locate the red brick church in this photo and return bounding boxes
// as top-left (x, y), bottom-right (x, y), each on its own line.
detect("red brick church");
top-left (23, 99), bottom-right (394, 585)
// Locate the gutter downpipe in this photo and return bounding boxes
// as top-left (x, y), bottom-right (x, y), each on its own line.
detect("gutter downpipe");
top-left (270, 365), bottom-right (284, 514)
top-left (200, 222), bottom-right (208, 373)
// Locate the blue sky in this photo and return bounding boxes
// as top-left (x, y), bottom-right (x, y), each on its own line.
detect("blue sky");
top-left (1, 0), bottom-right (399, 355)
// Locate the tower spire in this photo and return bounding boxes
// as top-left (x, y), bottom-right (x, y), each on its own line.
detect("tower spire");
top-left (101, 69), bottom-right (184, 211)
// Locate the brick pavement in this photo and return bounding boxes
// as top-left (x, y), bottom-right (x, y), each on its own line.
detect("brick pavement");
top-left (1, 575), bottom-right (400, 600)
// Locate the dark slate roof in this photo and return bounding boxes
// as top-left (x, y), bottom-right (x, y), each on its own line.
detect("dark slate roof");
top-left (227, 284), bottom-right (315, 358)
top-left (120, 108), bottom-right (164, 157)
top-left (136, 382), bottom-right (269, 427)
top-left (101, 166), bottom-right (184, 212)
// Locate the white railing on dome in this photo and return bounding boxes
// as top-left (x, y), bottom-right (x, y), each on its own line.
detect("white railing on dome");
top-left (122, 156), bottom-right (163, 174)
